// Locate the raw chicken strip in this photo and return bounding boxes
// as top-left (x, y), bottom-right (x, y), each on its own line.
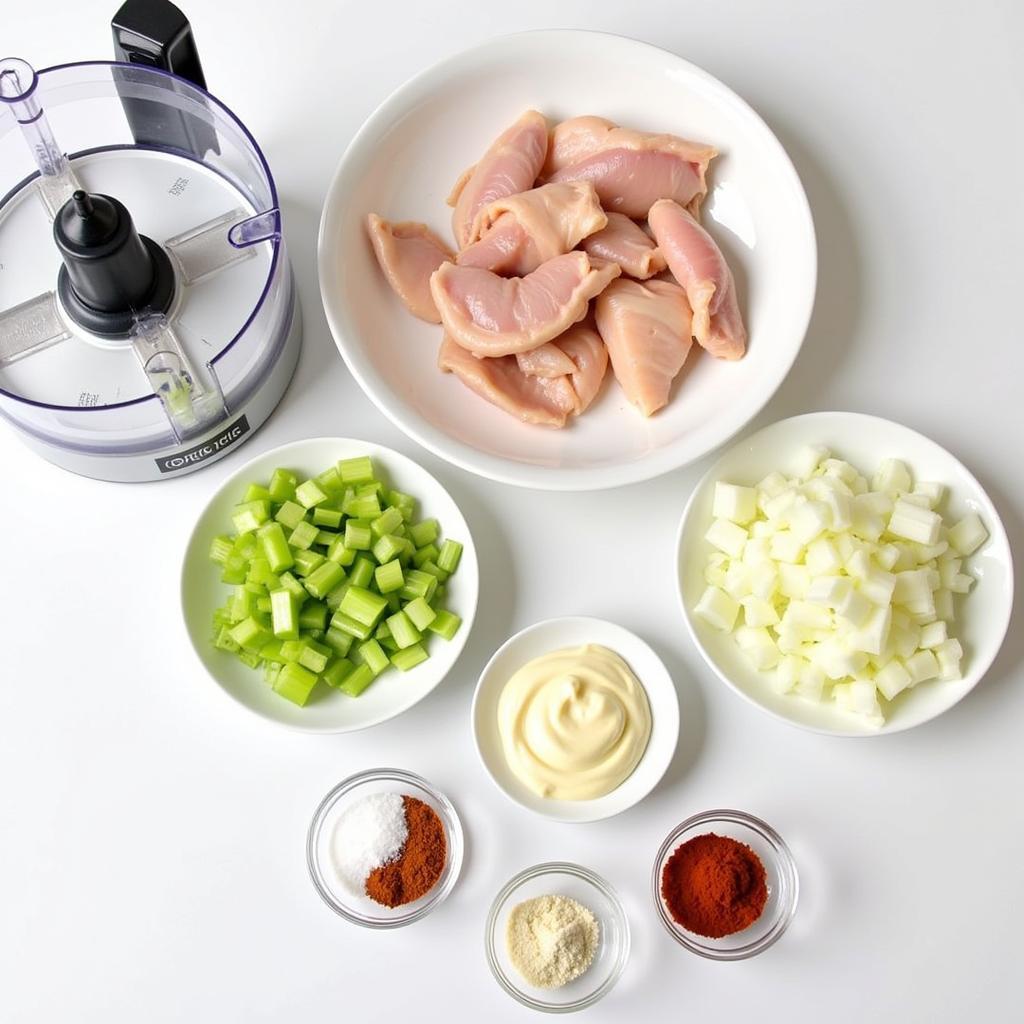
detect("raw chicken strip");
top-left (553, 322), bottom-right (608, 413)
top-left (648, 198), bottom-right (746, 360)
top-left (447, 110), bottom-right (549, 249)
top-left (438, 335), bottom-right (578, 427)
top-left (580, 212), bottom-right (666, 280)
top-left (594, 278), bottom-right (693, 417)
top-left (458, 182), bottom-right (607, 276)
top-left (366, 214), bottom-right (453, 323)
top-left (543, 115), bottom-right (717, 219)
top-left (430, 252), bottom-right (620, 357)
top-left (515, 343), bottom-right (577, 378)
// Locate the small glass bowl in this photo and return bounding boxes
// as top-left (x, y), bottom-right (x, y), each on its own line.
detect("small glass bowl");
top-left (653, 808), bottom-right (798, 960)
top-left (485, 862), bottom-right (630, 1013)
top-left (306, 767), bottom-right (463, 928)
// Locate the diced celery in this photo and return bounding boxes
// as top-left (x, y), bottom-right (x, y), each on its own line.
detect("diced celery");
top-left (279, 639), bottom-right (304, 662)
top-left (338, 663), bottom-right (376, 697)
top-left (400, 569), bottom-right (438, 603)
top-left (274, 500), bottom-right (306, 530)
top-left (379, 636), bottom-right (400, 654)
top-left (295, 479), bottom-right (328, 509)
top-left (326, 536), bottom-right (356, 566)
top-left (270, 589), bottom-right (299, 638)
top-left (288, 520), bottom-right (320, 551)
top-left (412, 543), bottom-right (439, 568)
top-left (256, 596), bottom-right (272, 614)
top-left (315, 529), bottom-right (337, 547)
top-left (313, 506), bottom-right (343, 529)
top-left (298, 600), bottom-right (328, 632)
top-left (214, 625), bottom-right (240, 652)
top-left (386, 610), bottom-right (422, 649)
top-left (357, 480), bottom-right (383, 497)
top-left (345, 519), bottom-right (372, 551)
top-left (292, 548), bottom-right (325, 578)
top-left (232, 499), bottom-right (271, 534)
top-left (355, 639), bottom-right (390, 676)
top-left (273, 662), bottom-right (318, 705)
top-left (257, 522), bottom-right (294, 573)
top-left (340, 586), bottom-right (388, 628)
top-left (374, 559), bottom-right (405, 594)
top-left (229, 616), bottom-right (270, 652)
top-left (330, 612), bottom-right (373, 641)
top-left (316, 465), bottom-right (343, 496)
top-left (263, 660), bottom-right (282, 685)
top-left (386, 592), bottom-right (402, 613)
top-left (349, 556), bottom-right (376, 590)
top-left (260, 639), bottom-right (287, 664)
top-left (304, 560), bottom-right (346, 600)
top-left (391, 644), bottom-right (429, 671)
top-left (236, 649), bottom-right (262, 669)
top-left (338, 456), bottom-right (375, 484)
top-left (436, 539), bottom-right (463, 574)
top-left (324, 581), bottom-right (350, 610)
top-left (372, 533), bottom-right (405, 564)
top-left (232, 533), bottom-right (258, 559)
top-left (418, 560), bottom-right (449, 583)
top-left (244, 483), bottom-right (272, 503)
top-left (371, 506), bottom-right (404, 539)
top-left (343, 493), bottom-right (381, 519)
top-left (404, 596), bottom-right (437, 631)
top-left (409, 518), bottom-right (439, 549)
top-left (323, 626), bottom-right (354, 656)
top-left (268, 468), bottom-right (298, 502)
top-left (209, 535), bottom-right (233, 564)
top-left (298, 638), bottom-right (331, 674)
top-left (322, 657), bottom-right (355, 688)
top-left (278, 571), bottom-right (307, 603)
top-left (387, 489), bottom-right (415, 521)
top-left (427, 609), bottom-right (461, 641)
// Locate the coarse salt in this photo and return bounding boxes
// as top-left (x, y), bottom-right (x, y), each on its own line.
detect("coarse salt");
top-left (330, 792), bottom-right (408, 898)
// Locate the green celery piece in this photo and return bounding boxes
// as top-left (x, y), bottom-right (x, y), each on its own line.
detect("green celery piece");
top-left (399, 569), bottom-right (437, 603)
top-left (323, 626), bottom-right (354, 656)
top-left (256, 596), bottom-right (272, 615)
top-left (327, 536), bottom-right (356, 566)
top-left (349, 556), bottom-right (376, 590)
top-left (278, 571), bottom-right (307, 603)
top-left (279, 639), bottom-right (305, 663)
top-left (338, 456), bottom-right (375, 485)
top-left (260, 640), bottom-right (288, 664)
top-left (356, 639), bottom-right (390, 676)
top-left (270, 589), bottom-right (299, 639)
top-left (342, 493), bottom-right (381, 519)
top-left (329, 612), bottom-right (373, 641)
top-left (298, 638), bottom-right (331, 674)
top-left (273, 662), bottom-right (318, 706)
top-left (322, 657), bottom-right (355, 688)
top-left (428, 609), bottom-right (461, 641)
top-left (263, 661), bottom-right (282, 686)
top-left (386, 610), bottom-right (422, 650)
top-left (316, 465), bottom-right (344, 496)
top-left (356, 480), bottom-right (383, 497)
top-left (244, 483), bottom-right (272, 502)
top-left (324, 581), bottom-right (350, 610)
top-left (304, 560), bottom-right (345, 600)
top-left (339, 586), bottom-right (388, 628)
top-left (315, 529), bottom-right (337, 547)
top-left (404, 596), bottom-right (437, 631)
top-left (374, 620), bottom-right (392, 640)
top-left (243, 580), bottom-right (267, 596)
top-left (231, 533), bottom-right (258, 559)
top-left (371, 506), bottom-right (404, 539)
top-left (418, 560), bottom-right (449, 583)
top-left (257, 522), bottom-right (294, 573)
top-left (434, 584), bottom-right (446, 602)
top-left (338, 663), bottom-right (376, 697)
top-left (236, 648), bottom-right (261, 669)
top-left (387, 489), bottom-right (416, 522)
top-left (412, 543), bottom-right (439, 569)
top-left (372, 533), bottom-right (405, 565)
top-left (292, 548), bottom-right (325, 578)
top-left (232, 499), bottom-right (271, 534)
top-left (298, 600), bottom-right (328, 632)
top-left (230, 585), bottom-right (256, 622)
top-left (409, 519), bottom-right (439, 549)
top-left (229, 616), bottom-right (270, 653)
top-left (374, 559), bottom-right (404, 594)
top-left (212, 604), bottom-right (233, 629)
top-left (288, 520), bottom-right (320, 551)
top-left (268, 468), bottom-right (298, 502)
top-left (313, 506), bottom-right (343, 529)
top-left (214, 626), bottom-right (240, 653)
top-left (391, 644), bottom-right (429, 671)
top-left (209, 535), bottom-right (233, 565)
top-left (344, 519), bottom-right (372, 551)
top-left (295, 479), bottom-right (329, 509)
top-left (379, 636), bottom-right (400, 654)
top-left (437, 539), bottom-right (463, 574)
top-left (386, 592), bottom-right (402, 613)
top-left (274, 500), bottom-right (307, 530)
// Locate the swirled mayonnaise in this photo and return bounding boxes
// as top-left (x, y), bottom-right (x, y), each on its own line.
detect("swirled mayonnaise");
top-left (497, 645), bottom-right (652, 800)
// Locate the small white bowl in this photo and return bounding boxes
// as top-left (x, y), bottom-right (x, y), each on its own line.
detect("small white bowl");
top-left (472, 617), bottom-right (679, 822)
top-left (676, 411), bottom-right (1014, 736)
top-left (318, 30), bottom-right (816, 491)
top-left (181, 437), bottom-right (478, 733)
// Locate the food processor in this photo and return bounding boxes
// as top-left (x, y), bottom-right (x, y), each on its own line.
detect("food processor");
top-left (0, 0), bottom-right (302, 481)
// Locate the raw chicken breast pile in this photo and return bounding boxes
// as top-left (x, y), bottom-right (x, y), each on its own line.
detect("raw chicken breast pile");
top-left (367, 110), bottom-right (747, 427)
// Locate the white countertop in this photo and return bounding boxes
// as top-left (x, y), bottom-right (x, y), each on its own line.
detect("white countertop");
top-left (2, 1), bottom-right (1021, 1021)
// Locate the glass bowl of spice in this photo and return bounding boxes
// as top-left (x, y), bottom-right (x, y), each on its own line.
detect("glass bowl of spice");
top-left (307, 767), bottom-right (463, 927)
top-left (485, 862), bottom-right (629, 1012)
top-left (653, 808), bottom-right (798, 959)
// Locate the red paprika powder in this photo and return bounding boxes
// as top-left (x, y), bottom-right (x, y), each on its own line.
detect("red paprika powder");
top-left (660, 832), bottom-right (767, 938)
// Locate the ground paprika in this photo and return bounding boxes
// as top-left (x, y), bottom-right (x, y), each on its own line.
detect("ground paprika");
top-left (660, 832), bottom-right (767, 938)
top-left (365, 796), bottom-right (446, 907)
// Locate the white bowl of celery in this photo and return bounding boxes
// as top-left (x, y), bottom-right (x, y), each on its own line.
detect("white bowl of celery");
top-left (182, 438), bottom-right (478, 732)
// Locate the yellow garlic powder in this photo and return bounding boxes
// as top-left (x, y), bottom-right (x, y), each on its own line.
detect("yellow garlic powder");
top-left (506, 894), bottom-right (600, 989)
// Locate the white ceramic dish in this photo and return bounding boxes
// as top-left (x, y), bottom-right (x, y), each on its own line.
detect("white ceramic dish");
top-left (181, 437), bottom-right (478, 733)
top-left (676, 412), bottom-right (1014, 736)
top-left (319, 30), bottom-right (816, 490)
top-left (472, 617), bottom-right (680, 822)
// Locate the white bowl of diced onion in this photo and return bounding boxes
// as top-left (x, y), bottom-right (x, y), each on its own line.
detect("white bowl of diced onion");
top-left (676, 412), bottom-right (1013, 736)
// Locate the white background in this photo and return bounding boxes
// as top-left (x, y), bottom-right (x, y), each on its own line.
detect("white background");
top-left (2, 1), bottom-right (1022, 1020)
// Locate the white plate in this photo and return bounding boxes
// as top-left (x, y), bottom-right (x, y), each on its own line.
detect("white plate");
top-left (318, 31), bottom-right (816, 491)
top-left (181, 437), bottom-right (478, 733)
top-left (676, 412), bottom-right (1014, 736)
top-left (472, 617), bottom-right (680, 821)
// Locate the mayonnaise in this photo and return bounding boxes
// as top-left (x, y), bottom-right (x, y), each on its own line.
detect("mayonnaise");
top-left (497, 644), bottom-right (652, 800)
